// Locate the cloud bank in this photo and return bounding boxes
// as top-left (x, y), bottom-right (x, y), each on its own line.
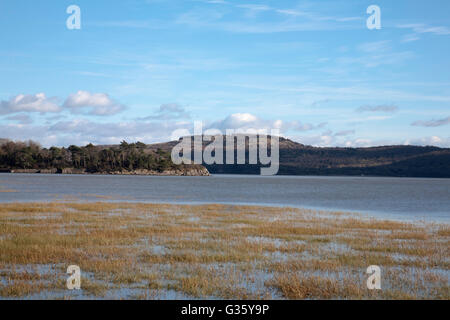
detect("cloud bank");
top-left (0, 93), bottom-right (60, 115)
top-left (1, 91), bottom-right (126, 117)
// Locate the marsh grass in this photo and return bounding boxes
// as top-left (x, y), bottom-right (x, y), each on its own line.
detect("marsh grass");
top-left (0, 202), bottom-right (448, 300)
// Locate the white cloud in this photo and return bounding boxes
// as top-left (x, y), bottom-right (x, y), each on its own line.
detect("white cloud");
top-left (404, 136), bottom-right (450, 148)
top-left (2, 114), bottom-right (449, 148)
top-left (343, 138), bottom-right (373, 148)
top-left (292, 132), bottom-right (450, 148)
top-left (0, 93), bottom-right (60, 115)
top-left (44, 119), bottom-right (191, 146)
top-left (63, 90), bottom-right (126, 116)
top-left (290, 133), bottom-right (334, 147)
top-left (208, 113), bottom-right (324, 134)
top-left (290, 133), bottom-right (379, 148)
top-left (209, 113), bottom-right (268, 132)
top-left (1, 91), bottom-right (127, 117)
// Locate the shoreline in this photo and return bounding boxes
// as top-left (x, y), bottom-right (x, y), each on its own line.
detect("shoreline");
top-left (3, 170), bottom-right (450, 179)
top-left (1, 167), bottom-right (210, 176)
top-left (0, 202), bottom-right (448, 300)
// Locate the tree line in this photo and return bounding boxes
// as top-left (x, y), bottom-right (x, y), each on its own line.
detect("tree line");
top-left (0, 140), bottom-right (177, 173)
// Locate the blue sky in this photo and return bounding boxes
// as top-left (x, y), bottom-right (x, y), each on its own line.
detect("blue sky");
top-left (0, 0), bottom-right (449, 147)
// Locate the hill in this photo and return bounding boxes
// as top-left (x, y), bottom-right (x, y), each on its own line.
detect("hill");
top-left (1, 136), bottom-right (449, 177)
top-left (150, 136), bottom-right (450, 178)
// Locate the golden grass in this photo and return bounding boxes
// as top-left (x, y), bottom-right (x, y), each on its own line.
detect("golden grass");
top-left (266, 273), bottom-right (365, 299)
top-left (0, 202), bottom-right (448, 300)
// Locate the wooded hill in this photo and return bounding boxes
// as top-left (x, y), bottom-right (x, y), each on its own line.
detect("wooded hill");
top-left (1, 136), bottom-right (449, 177)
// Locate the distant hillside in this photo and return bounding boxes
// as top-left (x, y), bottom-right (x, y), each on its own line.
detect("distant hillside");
top-left (1, 136), bottom-right (449, 177)
top-left (149, 136), bottom-right (450, 178)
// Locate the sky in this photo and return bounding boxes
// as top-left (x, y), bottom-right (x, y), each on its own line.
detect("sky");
top-left (0, 0), bottom-right (449, 147)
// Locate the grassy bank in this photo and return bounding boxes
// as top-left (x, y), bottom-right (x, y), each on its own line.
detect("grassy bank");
top-left (0, 202), bottom-right (448, 299)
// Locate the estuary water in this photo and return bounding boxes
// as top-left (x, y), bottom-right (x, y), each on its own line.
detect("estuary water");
top-left (0, 173), bottom-right (449, 222)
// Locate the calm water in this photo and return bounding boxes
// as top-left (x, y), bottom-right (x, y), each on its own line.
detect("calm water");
top-left (0, 173), bottom-right (449, 222)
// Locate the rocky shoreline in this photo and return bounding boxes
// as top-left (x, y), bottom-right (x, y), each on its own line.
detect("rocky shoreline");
top-left (3, 166), bottom-right (210, 176)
